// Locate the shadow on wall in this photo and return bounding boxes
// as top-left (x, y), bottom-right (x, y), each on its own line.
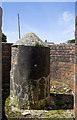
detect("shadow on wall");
top-left (49, 93), bottom-right (74, 110)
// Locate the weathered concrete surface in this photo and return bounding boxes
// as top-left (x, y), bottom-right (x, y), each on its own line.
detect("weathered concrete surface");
top-left (13, 32), bottom-right (48, 47)
top-left (10, 33), bottom-right (50, 110)
top-left (0, 7), bottom-right (2, 120)
top-left (74, 16), bottom-right (77, 120)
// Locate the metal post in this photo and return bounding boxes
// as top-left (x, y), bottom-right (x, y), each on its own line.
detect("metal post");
top-left (18, 13), bottom-right (20, 39)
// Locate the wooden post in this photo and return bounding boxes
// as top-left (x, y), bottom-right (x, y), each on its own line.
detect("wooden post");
top-left (18, 13), bottom-right (20, 39)
top-left (74, 16), bottom-right (77, 120)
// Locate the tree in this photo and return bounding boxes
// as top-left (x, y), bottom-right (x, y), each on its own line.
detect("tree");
top-left (2, 33), bottom-right (7, 42)
top-left (66, 39), bottom-right (75, 43)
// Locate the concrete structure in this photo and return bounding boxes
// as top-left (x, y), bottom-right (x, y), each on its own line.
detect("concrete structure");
top-left (74, 16), bottom-right (77, 120)
top-left (10, 33), bottom-right (50, 110)
top-left (2, 43), bottom-right (75, 90)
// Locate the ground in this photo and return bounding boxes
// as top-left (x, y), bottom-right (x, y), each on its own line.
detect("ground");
top-left (2, 84), bottom-right (75, 120)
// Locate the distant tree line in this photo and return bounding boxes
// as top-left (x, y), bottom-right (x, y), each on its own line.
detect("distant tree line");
top-left (60, 39), bottom-right (75, 44)
top-left (2, 33), bottom-right (7, 42)
top-left (66, 39), bottom-right (75, 43)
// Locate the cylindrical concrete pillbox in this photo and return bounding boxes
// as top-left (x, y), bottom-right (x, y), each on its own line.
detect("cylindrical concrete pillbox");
top-left (10, 33), bottom-right (50, 110)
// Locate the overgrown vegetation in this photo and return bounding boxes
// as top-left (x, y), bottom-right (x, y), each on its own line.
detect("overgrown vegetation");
top-left (35, 41), bottom-right (44, 47)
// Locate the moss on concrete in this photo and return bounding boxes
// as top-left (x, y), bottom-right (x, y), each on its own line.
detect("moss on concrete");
top-left (42, 110), bottom-right (74, 118)
top-left (5, 95), bottom-right (74, 119)
top-left (5, 95), bottom-right (24, 118)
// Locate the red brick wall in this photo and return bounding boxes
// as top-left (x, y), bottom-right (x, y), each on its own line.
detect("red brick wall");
top-left (2, 43), bottom-right (75, 91)
top-left (49, 44), bottom-right (75, 90)
top-left (2, 43), bottom-right (13, 84)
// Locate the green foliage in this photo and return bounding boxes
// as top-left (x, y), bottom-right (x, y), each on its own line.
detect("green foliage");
top-left (60, 39), bottom-right (75, 44)
top-left (35, 42), bottom-right (44, 47)
top-left (66, 39), bottom-right (75, 43)
top-left (41, 44), bottom-right (44, 47)
top-left (60, 43), bottom-right (66, 44)
top-left (2, 33), bottom-right (7, 42)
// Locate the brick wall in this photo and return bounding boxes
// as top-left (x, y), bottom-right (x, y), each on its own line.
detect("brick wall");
top-left (2, 43), bottom-right (75, 90)
top-left (2, 43), bottom-right (13, 85)
top-left (49, 44), bottom-right (75, 90)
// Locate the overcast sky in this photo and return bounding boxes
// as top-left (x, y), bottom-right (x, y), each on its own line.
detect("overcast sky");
top-left (2, 2), bottom-right (75, 44)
